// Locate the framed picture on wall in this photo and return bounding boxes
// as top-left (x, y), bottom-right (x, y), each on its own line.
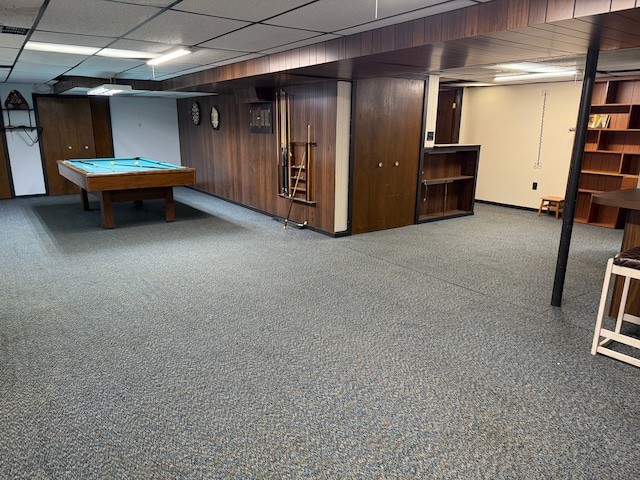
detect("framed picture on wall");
top-left (249, 102), bottom-right (272, 133)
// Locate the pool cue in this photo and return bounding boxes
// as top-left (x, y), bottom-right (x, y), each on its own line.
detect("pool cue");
top-left (275, 91), bottom-right (283, 192)
top-left (305, 124), bottom-right (311, 202)
top-left (286, 93), bottom-right (292, 195)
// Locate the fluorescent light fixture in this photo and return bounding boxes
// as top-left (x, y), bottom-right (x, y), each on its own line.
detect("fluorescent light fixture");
top-left (492, 62), bottom-right (567, 73)
top-left (87, 84), bottom-right (133, 96)
top-left (493, 70), bottom-right (578, 82)
top-left (147, 49), bottom-right (191, 65)
top-left (96, 48), bottom-right (158, 59)
top-left (25, 41), bottom-right (161, 60)
top-left (25, 41), bottom-right (99, 55)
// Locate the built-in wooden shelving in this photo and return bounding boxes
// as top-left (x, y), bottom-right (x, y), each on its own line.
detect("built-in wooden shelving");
top-left (417, 144), bottom-right (479, 223)
top-left (577, 79), bottom-right (640, 229)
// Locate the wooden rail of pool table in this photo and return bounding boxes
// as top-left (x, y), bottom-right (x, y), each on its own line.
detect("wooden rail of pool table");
top-left (57, 160), bottom-right (196, 228)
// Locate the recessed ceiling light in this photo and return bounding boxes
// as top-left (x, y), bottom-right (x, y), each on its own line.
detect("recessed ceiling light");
top-left (87, 84), bottom-right (133, 96)
top-left (96, 48), bottom-right (158, 59)
top-left (147, 49), bottom-right (191, 66)
top-left (493, 70), bottom-right (578, 82)
top-left (25, 41), bottom-right (99, 55)
top-left (25, 41), bottom-right (160, 60)
top-left (490, 62), bottom-right (575, 73)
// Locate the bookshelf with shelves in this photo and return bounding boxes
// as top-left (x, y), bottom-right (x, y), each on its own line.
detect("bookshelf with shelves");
top-left (577, 78), bottom-right (640, 229)
top-left (417, 144), bottom-right (479, 223)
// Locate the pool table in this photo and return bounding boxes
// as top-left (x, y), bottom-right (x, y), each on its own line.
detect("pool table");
top-left (57, 157), bottom-right (196, 228)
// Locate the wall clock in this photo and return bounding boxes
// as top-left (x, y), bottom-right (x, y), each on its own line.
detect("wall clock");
top-left (191, 102), bottom-right (201, 125)
top-left (211, 105), bottom-right (220, 130)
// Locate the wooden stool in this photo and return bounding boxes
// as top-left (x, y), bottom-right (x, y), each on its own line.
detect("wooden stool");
top-left (537, 196), bottom-right (565, 219)
top-left (592, 247), bottom-right (640, 368)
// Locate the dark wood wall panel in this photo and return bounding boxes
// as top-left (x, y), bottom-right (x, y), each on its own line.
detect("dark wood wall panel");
top-left (574, 0), bottom-right (613, 17)
top-left (0, 135), bottom-right (11, 199)
top-left (89, 99), bottom-right (113, 157)
top-left (477, 0), bottom-right (509, 34)
top-left (178, 81), bottom-right (339, 234)
top-left (507, 0), bottom-right (531, 29)
top-left (612, 0), bottom-right (637, 11)
top-left (546, 0), bottom-right (578, 22)
top-left (442, 10), bottom-right (466, 41)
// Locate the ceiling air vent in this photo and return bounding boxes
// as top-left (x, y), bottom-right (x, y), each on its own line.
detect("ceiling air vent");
top-left (1, 26), bottom-right (29, 35)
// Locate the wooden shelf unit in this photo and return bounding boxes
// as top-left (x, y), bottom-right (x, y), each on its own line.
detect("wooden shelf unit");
top-left (577, 79), bottom-right (640, 229)
top-left (417, 144), bottom-right (479, 223)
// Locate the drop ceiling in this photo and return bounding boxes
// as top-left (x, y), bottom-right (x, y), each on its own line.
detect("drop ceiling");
top-left (1, 0), bottom-right (640, 98)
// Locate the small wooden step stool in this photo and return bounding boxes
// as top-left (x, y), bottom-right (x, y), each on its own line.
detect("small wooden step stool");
top-left (537, 196), bottom-right (565, 219)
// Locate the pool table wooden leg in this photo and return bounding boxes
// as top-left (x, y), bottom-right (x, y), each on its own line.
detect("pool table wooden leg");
top-left (165, 187), bottom-right (175, 222)
top-left (98, 191), bottom-right (115, 229)
top-left (80, 188), bottom-right (90, 211)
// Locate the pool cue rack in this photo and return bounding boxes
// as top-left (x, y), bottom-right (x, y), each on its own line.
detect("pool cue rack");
top-left (275, 90), bottom-right (316, 205)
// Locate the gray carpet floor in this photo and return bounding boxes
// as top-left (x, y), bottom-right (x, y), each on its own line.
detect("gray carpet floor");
top-left (1, 187), bottom-right (639, 479)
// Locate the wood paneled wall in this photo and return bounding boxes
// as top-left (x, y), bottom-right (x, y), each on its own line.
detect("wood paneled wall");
top-left (178, 81), bottom-right (339, 234)
top-left (0, 135), bottom-right (11, 199)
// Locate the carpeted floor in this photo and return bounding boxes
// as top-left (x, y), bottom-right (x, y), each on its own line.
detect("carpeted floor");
top-left (1, 187), bottom-right (638, 479)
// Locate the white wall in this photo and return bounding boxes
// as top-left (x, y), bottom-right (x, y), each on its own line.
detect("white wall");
top-left (1, 84), bottom-right (46, 196)
top-left (110, 96), bottom-right (181, 165)
top-left (459, 80), bottom-right (582, 209)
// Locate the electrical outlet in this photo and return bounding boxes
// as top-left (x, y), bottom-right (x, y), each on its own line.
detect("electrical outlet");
top-left (532, 182), bottom-right (538, 190)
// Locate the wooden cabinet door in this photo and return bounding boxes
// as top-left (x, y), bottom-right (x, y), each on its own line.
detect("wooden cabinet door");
top-left (69, 98), bottom-right (97, 158)
top-left (352, 78), bottom-right (424, 233)
top-left (38, 97), bottom-right (76, 195)
top-left (0, 135), bottom-right (11, 199)
top-left (435, 88), bottom-right (462, 145)
top-left (37, 96), bottom-right (111, 196)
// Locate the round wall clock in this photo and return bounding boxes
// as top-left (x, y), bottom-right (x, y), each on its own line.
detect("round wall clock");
top-left (210, 105), bottom-right (220, 130)
top-left (191, 102), bottom-right (201, 125)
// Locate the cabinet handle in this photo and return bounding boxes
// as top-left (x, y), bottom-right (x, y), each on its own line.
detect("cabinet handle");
top-left (378, 162), bottom-right (383, 167)
top-left (68, 146), bottom-right (72, 149)
top-left (394, 162), bottom-right (399, 167)
top-left (85, 145), bottom-right (89, 150)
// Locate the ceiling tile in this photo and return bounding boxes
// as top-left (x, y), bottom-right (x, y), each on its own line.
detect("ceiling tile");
top-left (0, 47), bottom-right (19, 63)
top-left (8, 70), bottom-right (63, 83)
top-left (182, 48), bottom-right (250, 65)
top-left (258, 33), bottom-right (342, 55)
top-left (77, 56), bottom-right (146, 70)
top-left (29, 31), bottom-right (116, 48)
top-left (173, 0), bottom-right (312, 22)
top-left (0, 33), bottom-right (29, 49)
top-left (265, 0), bottom-right (473, 33)
top-left (18, 49), bottom-right (88, 67)
top-left (10, 62), bottom-right (70, 76)
top-left (0, 0), bottom-right (43, 28)
top-left (108, 39), bottom-right (179, 54)
top-left (36, 0), bottom-right (161, 37)
top-left (375, 0), bottom-right (470, 17)
top-left (200, 24), bottom-right (319, 52)
top-left (108, 0), bottom-right (176, 6)
top-left (64, 65), bottom-right (130, 79)
top-left (125, 10), bottom-right (250, 46)
top-left (336, 0), bottom-right (476, 36)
